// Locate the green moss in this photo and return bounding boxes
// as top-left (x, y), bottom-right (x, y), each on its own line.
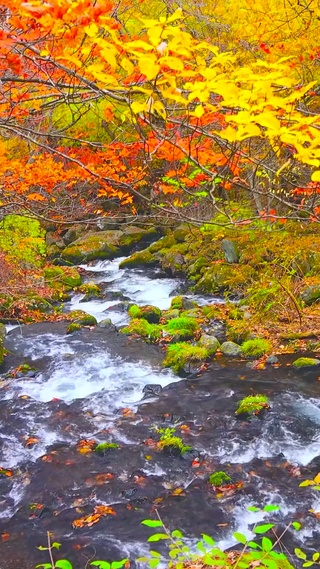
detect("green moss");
top-left (94, 442), bottom-right (120, 452)
top-left (170, 296), bottom-right (183, 310)
top-left (149, 233), bottom-right (177, 253)
top-left (241, 338), bottom-right (271, 357)
top-left (78, 282), bottom-right (101, 296)
top-left (292, 357), bottom-right (320, 368)
top-left (128, 304), bottom-right (142, 318)
top-left (66, 322), bottom-right (82, 334)
top-left (162, 309), bottom-right (180, 320)
top-left (165, 317), bottom-right (198, 333)
top-left (121, 318), bottom-right (161, 341)
top-left (208, 471), bottom-right (231, 486)
top-left (156, 427), bottom-right (192, 454)
top-left (43, 266), bottom-right (81, 290)
top-left (68, 310), bottom-right (97, 326)
top-left (235, 394), bottom-right (270, 416)
top-left (202, 305), bottom-right (217, 319)
top-left (163, 342), bottom-right (208, 374)
top-left (119, 249), bottom-right (158, 269)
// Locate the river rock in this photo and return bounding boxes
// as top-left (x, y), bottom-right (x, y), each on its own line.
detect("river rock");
top-left (292, 357), bottom-right (320, 368)
top-left (198, 334), bottom-right (220, 354)
top-left (220, 341), bottom-right (241, 356)
top-left (221, 239), bottom-right (239, 263)
top-left (62, 224), bottom-right (84, 245)
top-left (266, 355), bottom-right (279, 364)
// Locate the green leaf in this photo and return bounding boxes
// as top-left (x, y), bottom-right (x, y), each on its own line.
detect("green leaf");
top-left (37, 546), bottom-right (49, 551)
top-left (147, 533), bottom-right (169, 542)
top-left (247, 506), bottom-right (260, 512)
top-left (261, 537), bottom-right (273, 552)
top-left (35, 565), bottom-right (52, 569)
top-left (111, 560), bottom-right (129, 569)
top-left (237, 562), bottom-right (250, 569)
top-left (313, 553), bottom-right (320, 562)
top-left (55, 562), bottom-right (73, 569)
top-left (248, 541), bottom-right (261, 549)
top-left (302, 563), bottom-right (314, 567)
top-left (91, 563), bottom-right (110, 569)
top-left (150, 551), bottom-right (161, 558)
top-left (299, 480), bottom-right (315, 487)
top-left (196, 541), bottom-right (206, 553)
top-left (295, 548), bottom-right (307, 560)
top-left (149, 559), bottom-right (160, 568)
top-left (263, 505), bottom-right (280, 512)
top-left (261, 559), bottom-right (278, 569)
top-left (202, 558), bottom-right (225, 566)
top-left (141, 520), bottom-right (163, 528)
top-left (169, 550), bottom-right (178, 559)
top-left (171, 530), bottom-right (183, 538)
top-left (253, 524), bottom-right (274, 534)
top-left (202, 534), bottom-right (216, 546)
top-left (51, 543), bottom-right (62, 550)
top-left (291, 522), bottom-right (301, 531)
top-left (233, 532), bottom-right (247, 545)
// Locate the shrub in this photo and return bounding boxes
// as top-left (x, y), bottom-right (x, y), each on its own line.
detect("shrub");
top-left (241, 338), bottom-right (271, 357)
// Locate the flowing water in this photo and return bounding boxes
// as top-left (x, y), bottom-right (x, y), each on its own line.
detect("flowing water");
top-left (0, 257), bottom-right (319, 569)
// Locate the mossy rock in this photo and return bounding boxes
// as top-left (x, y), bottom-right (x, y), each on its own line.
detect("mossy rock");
top-left (162, 309), bottom-right (180, 320)
top-left (68, 310), bottom-right (97, 326)
top-left (187, 256), bottom-right (208, 277)
top-left (220, 341), bottom-right (242, 356)
top-left (241, 338), bottom-right (271, 358)
top-left (163, 342), bottom-right (208, 374)
top-left (128, 304), bottom-right (162, 324)
top-left (66, 322), bottom-right (82, 334)
top-left (160, 249), bottom-right (186, 276)
top-left (198, 334), bottom-right (220, 354)
top-left (165, 316), bottom-right (198, 342)
top-left (120, 225), bottom-right (158, 247)
top-left (26, 295), bottom-right (53, 313)
top-left (94, 442), bottom-right (120, 453)
top-left (119, 249), bottom-right (158, 269)
top-left (121, 318), bottom-right (161, 342)
top-left (170, 296), bottom-right (197, 311)
top-left (292, 357), bottom-right (320, 368)
top-left (235, 394), bottom-right (270, 418)
top-left (180, 308), bottom-right (201, 318)
top-left (61, 230), bottom-right (123, 264)
top-left (148, 233), bottom-right (177, 254)
top-left (78, 282), bottom-right (102, 300)
top-left (43, 266), bottom-right (81, 290)
top-left (194, 263), bottom-right (255, 294)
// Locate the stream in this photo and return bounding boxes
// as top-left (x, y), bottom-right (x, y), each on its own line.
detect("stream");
top-left (0, 257), bottom-right (320, 569)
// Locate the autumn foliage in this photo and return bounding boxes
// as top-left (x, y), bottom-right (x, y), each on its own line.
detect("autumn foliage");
top-left (0, 0), bottom-right (320, 224)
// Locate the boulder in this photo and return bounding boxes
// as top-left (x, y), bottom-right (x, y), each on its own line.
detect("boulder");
top-left (220, 341), bottom-right (241, 356)
top-left (62, 225), bottom-right (84, 246)
top-left (221, 239), bottom-right (239, 263)
top-left (61, 227), bottom-right (158, 264)
top-left (198, 334), bottom-right (220, 354)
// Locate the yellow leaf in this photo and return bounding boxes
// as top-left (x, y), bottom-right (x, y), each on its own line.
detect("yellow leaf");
top-left (131, 101), bottom-right (147, 114)
top-left (193, 104), bottom-right (204, 118)
top-left (314, 473), bottom-right (320, 483)
top-left (311, 171), bottom-right (320, 182)
top-left (85, 23), bottom-right (99, 38)
top-left (160, 55), bottom-right (184, 71)
top-left (166, 8), bottom-right (183, 23)
top-left (138, 56), bottom-right (160, 80)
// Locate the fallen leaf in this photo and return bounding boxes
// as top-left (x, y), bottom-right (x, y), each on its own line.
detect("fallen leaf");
top-left (1, 533), bottom-right (10, 541)
top-left (94, 505), bottom-right (116, 516)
